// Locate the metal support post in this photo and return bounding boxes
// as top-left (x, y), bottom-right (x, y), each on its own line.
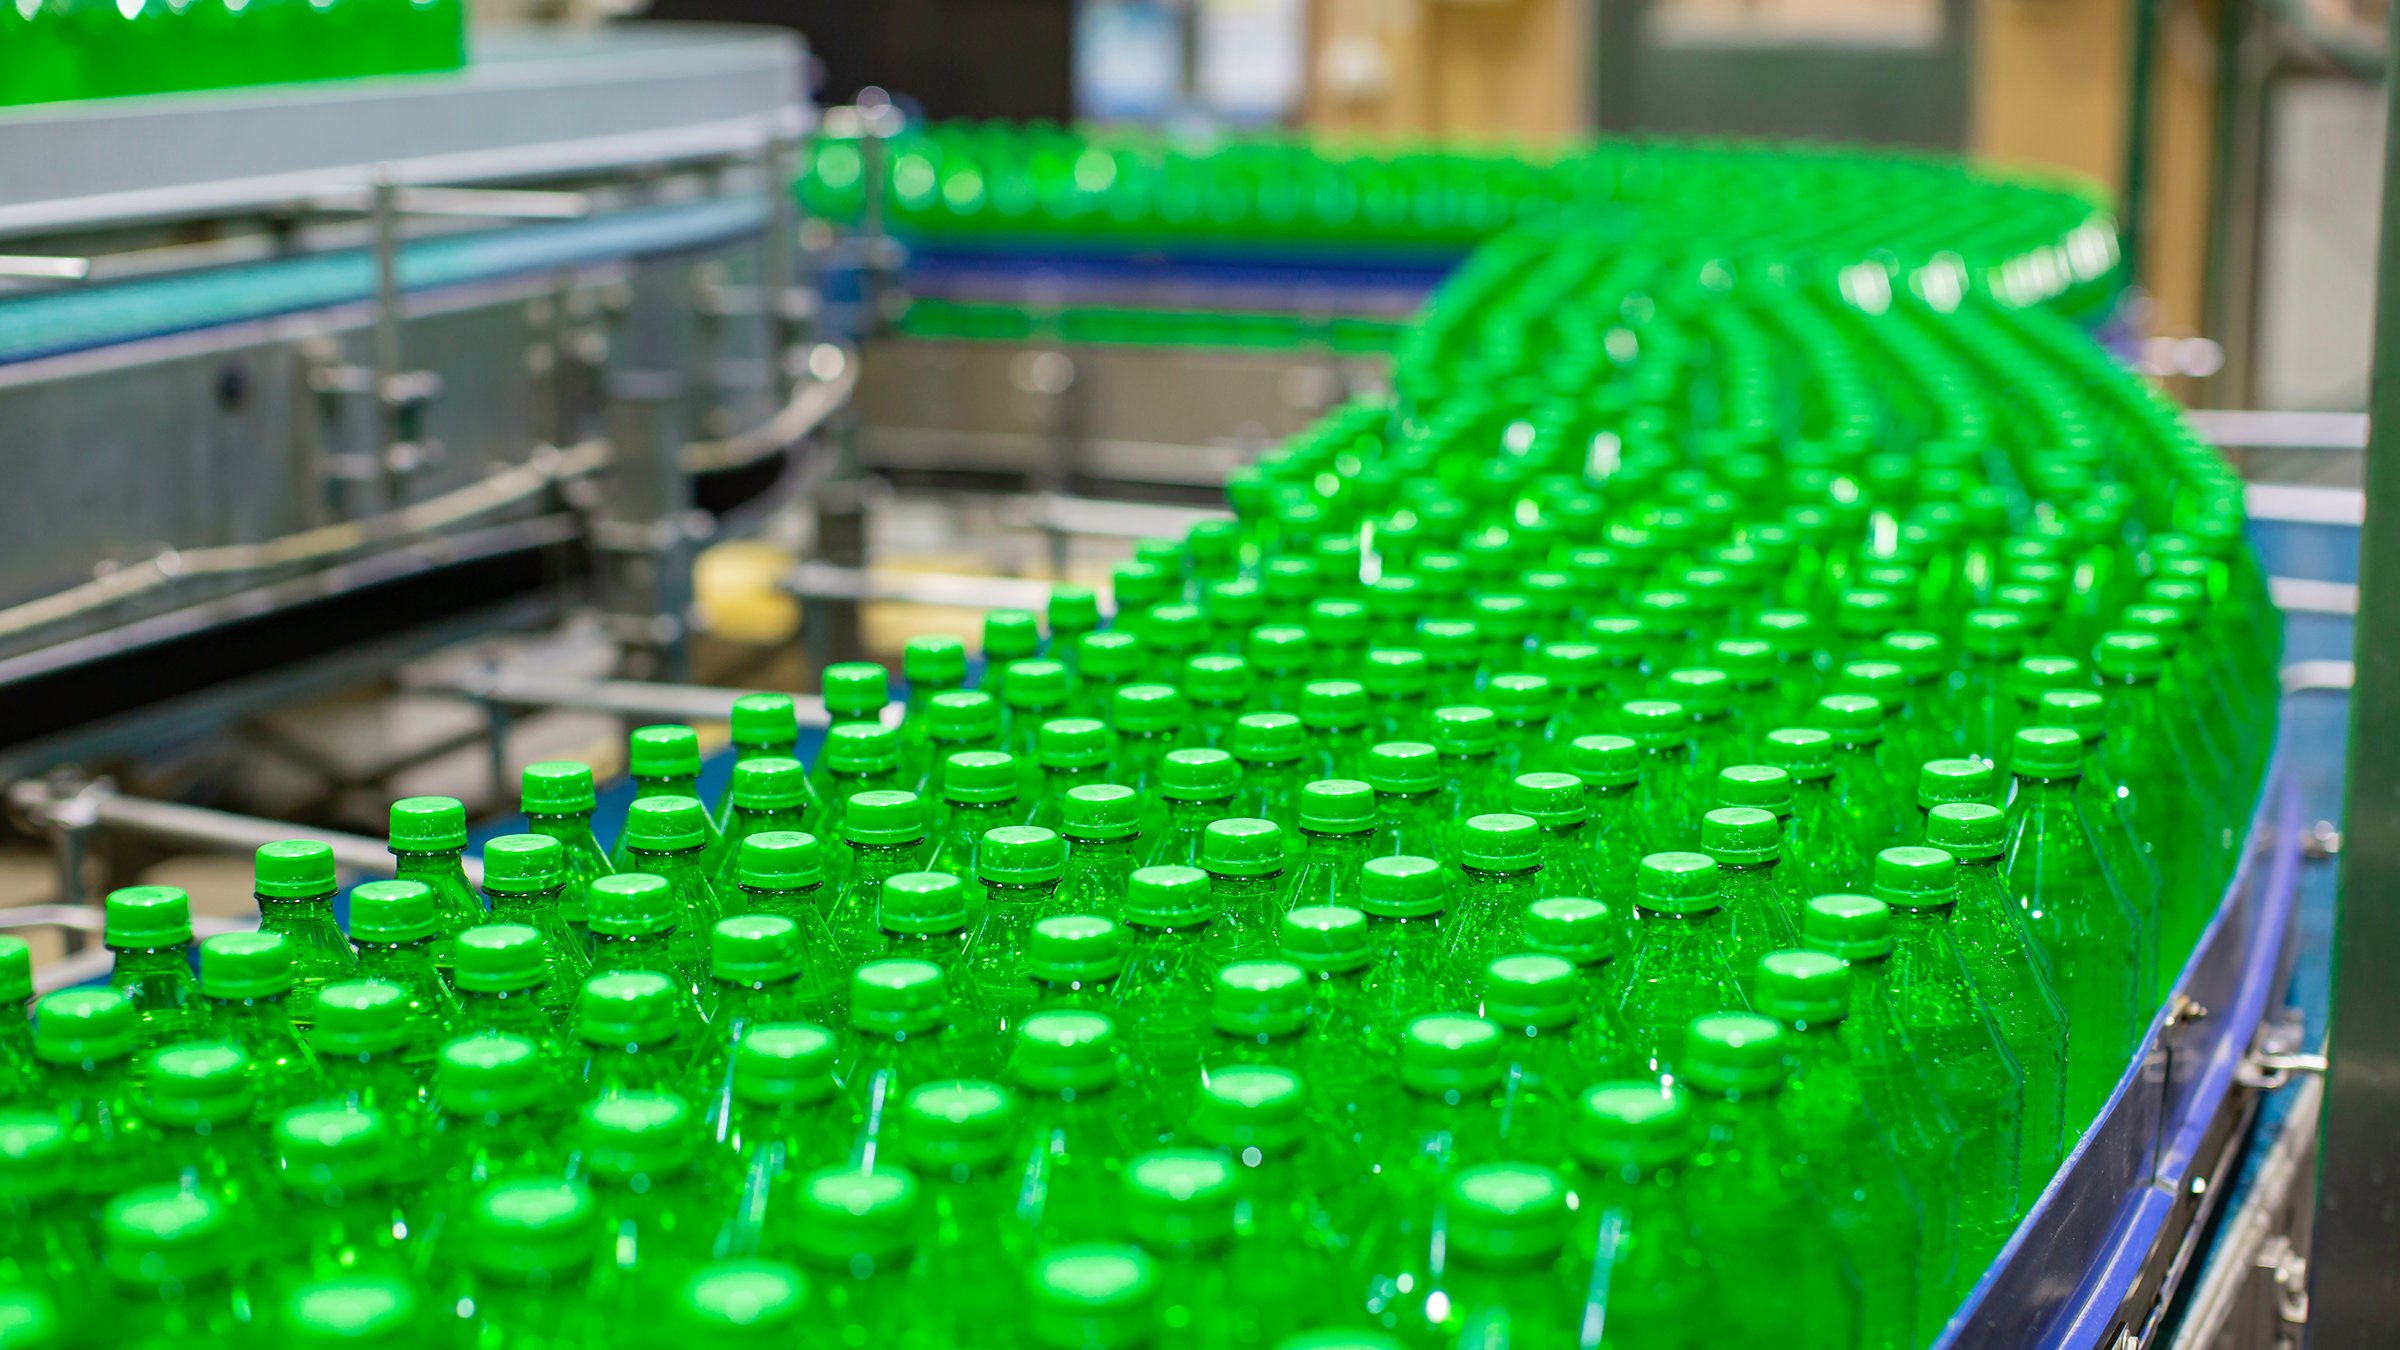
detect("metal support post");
top-left (595, 260), bottom-right (701, 684)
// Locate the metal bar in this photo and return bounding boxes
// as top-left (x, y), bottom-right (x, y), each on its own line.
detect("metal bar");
top-left (399, 668), bottom-right (851, 728)
top-left (2186, 409), bottom-right (2369, 451)
top-left (306, 185), bottom-right (594, 219)
top-left (2310, 1), bottom-right (2400, 1337)
top-left (2283, 659), bottom-right (2357, 695)
top-left (0, 255), bottom-right (92, 280)
top-left (2246, 483), bottom-right (2364, 525)
top-left (783, 561), bottom-right (1058, 613)
top-left (2268, 576), bottom-right (2360, 615)
top-left (86, 791), bottom-right (419, 882)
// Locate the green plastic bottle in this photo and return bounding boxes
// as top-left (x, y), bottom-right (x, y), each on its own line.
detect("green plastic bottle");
top-left (1110, 686), bottom-right (1187, 834)
top-left (697, 916), bottom-right (812, 1113)
top-left (617, 799), bottom-right (725, 982)
top-left (1521, 895), bottom-right (1624, 1018)
top-left (198, 931), bottom-right (329, 1121)
top-left (0, 1113), bottom-right (93, 1299)
top-left (1143, 605), bottom-right (1211, 686)
top-left (1485, 673), bottom-right (1556, 780)
top-left (721, 696), bottom-right (804, 836)
top-left (140, 1041), bottom-right (274, 1211)
top-left (961, 827), bottom-right (1067, 1042)
top-left (452, 935), bottom-right (569, 1073)
top-left (901, 636), bottom-right (970, 785)
top-left (440, 1180), bottom-right (601, 1349)
top-left (1431, 706), bottom-right (1504, 854)
top-left (712, 758), bottom-right (812, 893)
top-left (520, 761), bottom-right (613, 951)
top-left (1057, 785), bottom-right (1144, 922)
top-left (1956, 611), bottom-right (2031, 763)
top-left (1915, 758), bottom-right (1998, 838)
top-left (1277, 905), bottom-right (1377, 1158)
top-left (1356, 856), bottom-right (1454, 1044)
top-left (581, 1092), bottom-right (720, 1304)
top-left (1183, 654), bottom-right (1257, 751)
top-left (1187, 1065), bottom-right (1345, 1342)
top-left (2037, 687), bottom-right (2168, 974)
top-left (1113, 866), bottom-right (1221, 1135)
top-left (1565, 733), bottom-right (1646, 900)
top-left (1814, 694), bottom-right (1907, 858)
top-left (1509, 771), bottom-right (1597, 902)
top-left (425, 1034), bottom-right (562, 1210)
top-left (899, 1079), bottom-right (1024, 1345)
top-left (312, 979), bottom-right (428, 1128)
top-left (2003, 727), bottom-right (2150, 1124)
top-left (920, 691), bottom-right (1004, 803)
top-left (714, 1024), bottom-right (848, 1247)
top-left (726, 833), bottom-right (843, 1023)
top-left (1365, 742), bottom-right (1443, 860)
top-left (1484, 952), bottom-right (1628, 1161)
top-left (1620, 700), bottom-right (1698, 854)
top-left (982, 610), bottom-right (1043, 704)
top-left (1660, 668), bottom-right (1738, 789)
top-left (346, 880), bottom-right (465, 1070)
top-left (1415, 1163), bottom-right (1576, 1347)
top-left (1358, 1014), bottom-right (1505, 1322)
top-left (618, 725), bottom-right (721, 867)
top-left (1029, 914), bottom-right (1127, 1011)
top-left (575, 971), bottom-right (696, 1101)
top-left (1447, 813), bottom-right (1542, 986)
top-left (1299, 680), bottom-right (1373, 782)
top-left (1308, 600), bottom-right (1371, 683)
top-left (1078, 631), bottom-right (1148, 724)
top-left (1763, 728), bottom-right (1867, 891)
top-left (665, 1260), bottom-right (810, 1348)
top-left (1288, 780), bottom-right (1376, 913)
top-left (586, 874), bottom-right (706, 1020)
top-left (253, 840), bottom-right (360, 1028)
top-left (1147, 748), bottom-right (1240, 869)
top-left (1009, 1010), bottom-right (1146, 1245)
top-left (1363, 648), bottom-right (1433, 743)
top-left (102, 885), bottom-right (206, 1052)
top-left (1001, 660), bottom-right (1075, 789)
top-left (1418, 619), bottom-right (1483, 705)
top-left (833, 791), bottom-right (932, 969)
top-left (388, 796), bottom-right (485, 971)
top-left (1250, 626), bottom-right (1317, 715)
top-left (1026, 1243), bottom-right (1159, 1350)
top-left (1563, 1083), bottom-right (1705, 1350)
top-left (825, 662), bottom-right (893, 732)
top-left (1200, 817), bottom-right (1289, 959)
top-left (276, 1103), bottom-right (413, 1283)
top-left (481, 834), bottom-right (593, 1008)
top-left (100, 1186), bottom-right (247, 1348)
top-left (1616, 852), bottom-right (1744, 1080)
top-left (1208, 960), bottom-right (1309, 1070)
top-left (1538, 643), bottom-right (1611, 744)
top-left (1699, 807), bottom-right (1799, 972)
top-left (0, 939), bottom-right (35, 1105)
top-left (929, 752), bottom-right (1023, 881)
top-left (843, 960), bottom-right (969, 1152)
top-left (1231, 712), bottom-right (1309, 830)
top-left (1121, 1148), bottom-right (1238, 1347)
top-left (1029, 719), bottom-right (1117, 833)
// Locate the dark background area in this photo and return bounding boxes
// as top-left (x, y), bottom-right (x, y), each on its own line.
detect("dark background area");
top-left (638, 0), bottom-right (1075, 120)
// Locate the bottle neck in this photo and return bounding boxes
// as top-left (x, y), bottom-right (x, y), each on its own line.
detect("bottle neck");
top-left (486, 885), bottom-right (567, 921)
top-left (625, 845), bottom-right (708, 877)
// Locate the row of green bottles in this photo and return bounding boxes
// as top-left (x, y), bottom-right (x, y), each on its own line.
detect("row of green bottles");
top-left (0, 0), bottom-right (465, 107)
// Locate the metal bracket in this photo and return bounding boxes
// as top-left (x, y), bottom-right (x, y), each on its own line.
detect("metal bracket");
top-left (2257, 1233), bottom-right (2309, 1326)
top-left (2238, 1008), bottom-right (2327, 1090)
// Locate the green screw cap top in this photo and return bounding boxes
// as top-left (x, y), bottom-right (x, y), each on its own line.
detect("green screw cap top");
top-left (1280, 904), bottom-right (1371, 974)
top-left (1710, 636), bottom-right (1775, 687)
top-left (880, 872), bottom-right (971, 936)
top-left (464, 1180), bottom-right (598, 1277)
top-left (1584, 614), bottom-right (1647, 660)
top-left (928, 690), bottom-right (1001, 743)
top-left (2096, 631), bottom-right (2169, 679)
top-left (1027, 1245), bottom-right (1157, 1350)
top-left (2013, 725), bottom-right (2085, 778)
top-left (1460, 813), bottom-right (1541, 872)
top-left (1306, 598), bottom-right (1367, 648)
top-left (1762, 727), bottom-right (1835, 780)
top-left (1189, 1064), bottom-right (1307, 1152)
top-left (850, 959), bottom-right (949, 1036)
top-left (1620, 700), bottom-right (1690, 751)
top-left (1061, 784), bottom-right (1141, 842)
top-left (0, 1111), bottom-right (66, 1200)
top-left (1879, 631), bottom-right (1945, 680)
top-left (1508, 771), bottom-right (1586, 827)
top-left (1754, 950), bottom-right (1851, 1024)
top-left (1202, 818), bottom-right (1286, 879)
top-left (1447, 1163), bottom-right (1570, 1266)
top-left (199, 930), bottom-right (295, 999)
top-left (1538, 643), bottom-right (1605, 691)
top-left (281, 1277), bottom-right (422, 1347)
top-left (1524, 897), bottom-right (1617, 966)
top-left (1078, 631), bottom-right (1146, 682)
top-left (1417, 619), bottom-right (1481, 665)
top-left (1802, 894), bottom-right (1893, 961)
top-left (1360, 648), bottom-right (1430, 697)
top-left (823, 663), bottom-right (891, 720)
top-left (1111, 684), bottom-right (1186, 734)
top-left (104, 885), bottom-right (191, 949)
top-left (1276, 1334), bottom-right (1403, 1350)
top-left (388, 796), bottom-right (468, 853)
top-left (2041, 688), bottom-right (2110, 743)
top-left (435, 1034), bottom-right (544, 1116)
top-left (728, 695), bottom-right (800, 751)
top-left (1919, 758), bottom-right (1996, 810)
top-left (1872, 846), bottom-right (1961, 909)
top-left (842, 790), bottom-right (926, 846)
top-left (1002, 659), bottom-right (1072, 710)
top-left (733, 1024), bottom-right (839, 1106)
top-left (0, 936), bottom-right (30, 1005)
top-left (1359, 855), bottom-right (1446, 918)
top-left (1487, 673), bottom-right (1553, 722)
top-left (1203, 579), bottom-right (1264, 629)
top-left (1927, 802), bottom-right (2007, 861)
top-left (255, 839), bottom-right (338, 900)
top-left (589, 873), bottom-right (675, 937)
top-left (1182, 654), bottom-right (1255, 705)
top-left (1484, 953), bottom-right (1579, 1029)
top-left (729, 757), bottom-right (809, 811)
top-left (712, 915), bottom-right (800, 984)
top-left (275, 1102), bottom-right (394, 1192)
top-left (1298, 679), bottom-right (1369, 730)
top-left (144, 1041), bottom-right (254, 1124)
top-left (1212, 961), bottom-right (1307, 1038)
top-left (1365, 741), bottom-right (1440, 794)
top-left (1029, 914), bottom-right (1126, 984)
top-left (1700, 807), bottom-right (1781, 867)
top-left (1572, 1082), bottom-right (1693, 1170)
top-left (2014, 655), bottom-right (2087, 707)
top-left (347, 880), bottom-right (437, 945)
top-left (1401, 1014), bottom-right (1503, 1095)
top-left (1158, 748), bottom-right (1241, 804)
top-left (1659, 668), bottom-right (1731, 717)
top-left (1567, 734), bottom-right (1640, 788)
top-left (979, 827), bottom-right (1069, 886)
top-left (1231, 712), bottom-right (1305, 764)
top-left (521, 761), bottom-right (597, 815)
top-left (1010, 1009), bottom-right (1121, 1093)
top-left (1836, 661), bottom-right (1906, 703)
top-left (630, 724), bottom-right (704, 777)
top-left (738, 832), bottom-right (824, 891)
top-left (482, 833), bottom-right (567, 893)
top-left (1144, 603), bottom-right (1207, 653)
top-left (984, 608), bottom-right (1041, 661)
top-left (312, 980), bottom-right (411, 1056)
top-left (1124, 1149), bottom-right (1239, 1249)
top-left (901, 1079), bottom-right (1015, 1171)
top-left (0, 1290), bottom-right (56, 1350)
top-left (903, 634), bottom-right (968, 686)
top-left (1962, 609), bottom-right (2030, 657)
top-left (621, 797), bottom-right (707, 853)
top-left (1813, 693), bottom-right (1885, 743)
top-left (579, 1091), bottom-right (697, 1179)
top-left (1635, 852), bottom-right (1720, 914)
top-left (454, 925), bottom-right (549, 993)
top-left (1681, 1012), bottom-right (1789, 1095)
top-left (1247, 625), bottom-right (1314, 675)
top-left (1431, 705), bottom-right (1499, 756)
top-left (104, 1184), bottom-right (232, 1283)
top-left (940, 751), bottom-right (1021, 806)
top-left (1036, 718), bottom-right (1113, 771)
top-left (1298, 779), bottom-right (1376, 835)
top-left (675, 1262), bottom-right (808, 1337)
top-left (1713, 765), bottom-right (1792, 818)
top-left (1125, 866), bottom-right (1215, 928)
top-left (575, 970), bottom-right (682, 1046)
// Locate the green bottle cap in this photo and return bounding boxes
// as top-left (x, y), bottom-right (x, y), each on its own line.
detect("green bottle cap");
top-left (1247, 625), bottom-right (1314, 678)
top-left (940, 751), bottom-right (1020, 806)
top-left (1873, 846), bottom-right (1959, 910)
top-left (1584, 615), bottom-right (1647, 661)
top-left (1802, 894), bottom-right (1893, 960)
top-left (713, 915), bottom-right (800, 983)
top-left (575, 970), bottom-right (682, 1046)
top-left (1762, 727), bottom-right (1834, 780)
top-left (1431, 705), bottom-right (1499, 757)
top-left (1524, 896), bottom-right (1616, 966)
top-left (1359, 855), bottom-right (1446, 918)
top-left (904, 634), bottom-right (968, 687)
top-left (1003, 659), bottom-right (1073, 712)
top-left (521, 761), bottom-right (597, 815)
top-left (482, 833), bottom-right (567, 893)
top-left (0, 1112), bottom-right (66, 1201)
top-left (1010, 1009), bottom-right (1120, 1093)
top-left (1361, 648), bottom-right (1429, 697)
top-left (281, 1276), bottom-right (420, 1348)
top-left (1619, 700), bottom-right (1689, 751)
top-left (1298, 680), bottom-right (1369, 730)
top-left (1111, 559), bottom-right (1175, 616)
top-left (1927, 802), bottom-right (2007, 861)
top-left (928, 690), bottom-right (1001, 743)
top-left (1918, 758), bottom-right (1994, 811)
top-left (1183, 653), bottom-right (1256, 706)
top-left (823, 725), bottom-right (901, 776)
top-left (1125, 866), bottom-right (1214, 928)
top-left (734, 1024), bottom-right (839, 1106)
top-left (880, 872), bottom-right (970, 936)
top-left (1572, 1082), bottom-right (1693, 1170)
top-left (1538, 643), bottom-right (1605, 693)
top-left (843, 790), bottom-right (927, 846)
top-left (1280, 904), bottom-right (1370, 974)
top-left (1460, 813), bottom-right (1540, 872)
top-left (347, 880), bottom-right (437, 945)
top-left (738, 831), bottom-right (824, 891)
top-left (1507, 772), bottom-right (1586, 828)
top-left (1962, 609), bottom-right (2029, 657)
top-left (2013, 725), bottom-right (2084, 778)
top-left (1202, 818), bottom-right (1285, 878)
top-left (388, 796), bottom-right (467, 853)
top-left (1487, 673), bottom-right (1552, 723)
top-left (256, 839), bottom-right (338, 900)
top-left (1754, 950), bottom-right (1850, 1024)
top-left (674, 1261), bottom-right (809, 1338)
top-left (1836, 661), bottom-right (1906, 706)
top-left (1635, 852), bottom-right (1720, 914)
top-left (2041, 689), bottom-right (2110, 743)
top-left (104, 1185), bottom-right (232, 1283)
top-left (1029, 915), bottom-right (1125, 984)
top-left (1659, 669), bottom-right (1731, 719)
top-left (1417, 619), bottom-right (1481, 668)
top-left (1880, 631), bottom-right (1944, 681)
top-left (1680, 1012), bottom-right (1788, 1095)
top-left (1700, 807), bottom-right (1780, 867)
top-left (1145, 604), bottom-right (1208, 654)
top-left (1447, 1163), bottom-right (1570, 1266)
top-left (630, 724), bottom-right (704, 777)
top-left (1231, 712), bottom-right (1305, 765)
top-left (1212, 961), bottom-right (1307, 1038)
top-left (1036, 718), bottom-right (1114, 771)
top-left (144, 1041), bottom-right (253, 1124)
top-left (1189, 1064), bottom-right (1306, 1152)
top-left (1753, 609), bottom-right (1818, 657)
top-left (1298, 779), bottom-right (1375, 835)
top-left (728, 695), bottom-right (800, 751)
top-left (579, 1092), bottom-right (697, 1180)
top-left (1564, 734), bottom-right (1637, 789)
top-left (823, 663), bottom-right (891, 720)
top-left (980, 827), bottom-right (1069, 886)
top-left (1483, 953), bottom-right (1579, 1029)
top-left (1836, 589), bottom-right (1902, 640)
top-left (1061, 785), bottom-right (1141, 842)
top-left (1711, 765), bottom-right (1790, 818)
top-left (1078, 631), bottom-right (1146, 682)
top-left (1027, 1245), bottom-right (1157, 1350)
top-left (275, 1102), bottom-right (393, 1192)
top-left (1813, 694), bottom-right (1885, 744)
top-left (850, 959), bottom-right (949, 1036)
top-left (1276, 1333), bottom-right (1402, 1350)
top-left (621, 797), bottom-right (707, 853)
top-left (1124, 1149), bottom-right (1238, 1249)
top-left (1401, 1014), bottom-right (1503, 1095)
top-left (103, 885), bottom-right (191, 949)
top-left (312, 980), bottom-right (410, 1056)
top-left (984, 609), bottom-right (1042, 662)
top-left (901, 1079), bottom-right (1015, 1172)
top-left (435, 1034), bottom-right (544, 1116)
top-left (1365, 741), bottom-right (1439, 794)
top-left (0, 1290), bottom-right (57, 1350)
top-left (199, 930), bottom-right (295, 1000)
top-left (0, 936), bottom-right (30, 1005)
top-left (1203, 578), bottom-right (1265, 631)
top-left (1710, 637), bottom-right (1775, 689)
top-left (1112, 684), bottom-right (1186, 734)
top-left (464, 1180), bottom-right (597, 1277)
top-left (589, 874), bottom-right (675, 937)
top-left (2014, 656), bottom-right (2087, 708)
top-left (2096, 631), bottom-right (2168, 679)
